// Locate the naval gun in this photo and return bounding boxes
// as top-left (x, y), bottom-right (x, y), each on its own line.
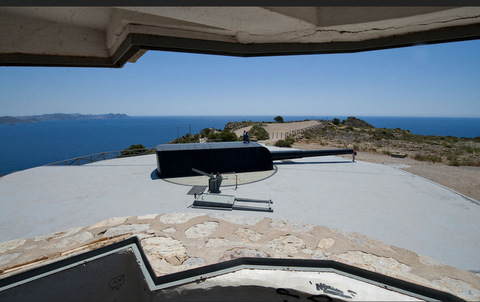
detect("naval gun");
top-left (270, 148), bottom-right (354, 161)
top-left (156, 142), bottom-right (355, 178)
top-left (191, 169), bottom-right (273, 212)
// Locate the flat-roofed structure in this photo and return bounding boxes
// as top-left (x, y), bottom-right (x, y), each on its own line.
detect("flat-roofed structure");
top-left (2, 5), bottom-right (480, 300)
top-left (1, 149), bottom-right (480, 300)
top-left (1, 147), bottom-right (480, 271)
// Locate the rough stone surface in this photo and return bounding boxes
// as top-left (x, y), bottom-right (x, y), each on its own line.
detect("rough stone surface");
top-left (159, 213), bottom-right (204, 224)
top-left (165, 255), bottom-right (183, 266)
top-left (1, 213), bottom-right (479, 301)
top-left (311, 249), bottom-right (329, 260)
top-left (221, 248), bottom-right (269, 262)
top-left (432, 277), bottom-right (480, 300)
top-left (234, 228), bottom-right (264, 243)
top-left (136, 234), bottom-right (153, 240)
top-left (45, 232), bottom-right (94, 250)
top-left (102, 224), bottom-right (150, 237)
top-left (317, 237), bottom-right (335, 250)
top-left (0, 239), bottom-right (26, 253)
top-left (206, 238), bottom-right (231, 248)
top-left (268, 235), bottom-right (306, 257)
top-left (137, 214), bottom-right (158, 220)
top-left (142, 237), bottom-right (187, 261)
top-left (87, 217), bottom-right (128, 229)
top-left (0, 253), bottom-right (20, 266)
top-left (419, 255), bottom-right (443, 266)
top-left (34, 227), bottom-right (82, 242)
top-left (270, 219), bottom-right (314, 234)
top-left (334, 251), bottom-right (412, 276)
top-left (183, 257), bottom-right (206, 268)
top-left (184, 221), bottom-right (219, 238)
top-left (210, 214), bottom-right (263, 226)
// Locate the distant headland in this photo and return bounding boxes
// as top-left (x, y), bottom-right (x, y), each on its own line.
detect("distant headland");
top-left (0, 113), bottom-right (129, 125)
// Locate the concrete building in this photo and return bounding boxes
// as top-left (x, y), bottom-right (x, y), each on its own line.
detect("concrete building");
top-left (1, 6), bottom-right (480, 301)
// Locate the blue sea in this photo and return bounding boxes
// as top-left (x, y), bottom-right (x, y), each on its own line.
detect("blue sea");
top-left (1, 115), bottom-right (479, 176)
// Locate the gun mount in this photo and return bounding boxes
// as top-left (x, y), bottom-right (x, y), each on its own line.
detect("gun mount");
top-left (156, 142), bottom-right (355, 178)
top-left (192, 168), bottom-right (223, 193)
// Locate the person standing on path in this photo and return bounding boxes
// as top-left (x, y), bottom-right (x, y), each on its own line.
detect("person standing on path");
top-left (243, 131), bottom-right (250, 143)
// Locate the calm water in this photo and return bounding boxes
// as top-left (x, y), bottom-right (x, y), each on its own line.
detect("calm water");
top-left (1, 115), bottom-right (479, 175)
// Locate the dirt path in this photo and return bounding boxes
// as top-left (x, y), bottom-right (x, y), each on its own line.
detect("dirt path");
top-left (294, 143), bottom-right (480, 202)
top-left (234, 126), bottom-right (253, 138)
top-left (262, 120), bottom-right (321, 143)
top-left (234, 120), bottom-right (322, 143)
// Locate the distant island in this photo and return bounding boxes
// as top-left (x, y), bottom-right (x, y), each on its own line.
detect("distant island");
top-left (0, 113), bottom-right (129, 125)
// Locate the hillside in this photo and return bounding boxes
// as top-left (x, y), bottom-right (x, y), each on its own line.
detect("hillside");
top-left (0, 113), bottom-right (129, 124)
top-left (0, 116), bottom-right (36, 124)
top-left (294, 118), bottom-right (480, 167)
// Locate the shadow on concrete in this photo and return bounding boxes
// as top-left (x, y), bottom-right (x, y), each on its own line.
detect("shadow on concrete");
top-left (275, 161), bottom-right (353, 165)
top-left (150, 169), bottom-right (160, 180)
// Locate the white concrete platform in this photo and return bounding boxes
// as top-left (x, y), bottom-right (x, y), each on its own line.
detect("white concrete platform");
top-left (1, 146), bottom-right (479, 272)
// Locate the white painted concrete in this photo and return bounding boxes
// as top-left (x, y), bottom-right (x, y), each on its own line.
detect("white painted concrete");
top-left (1, 147), bottom-right (479, 272)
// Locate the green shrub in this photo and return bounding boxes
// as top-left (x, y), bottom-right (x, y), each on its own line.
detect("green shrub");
top-left (446, 136), bottom-right (459, 143)
top-left (220, 130), bottom-right (238, 142)
top-left (459, 158), bottom-right (480, 166)
top-left (200, 128), bottom-right (216, 138)
top-left (204, 130), bottom-right (238, 142)
top-left (414, 153), bottom-right (441, 163)
top-left (275, 137), bottom-right (295, 148)
top-left (120, 144), bottom-right (150, 156)
top-left (248, 125), bottom-right (269, 140)
top-left (447, 153), bottom-right (460, 166)
top-left (207, 132), bottom-right (220, 141)
top-left (170, 134), bottom-right (200, 144)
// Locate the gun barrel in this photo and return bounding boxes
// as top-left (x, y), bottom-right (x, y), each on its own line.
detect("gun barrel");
top-left (192, 168), bottom-right (213, 178)
top-left (270, 149), bottom-right (354, 161)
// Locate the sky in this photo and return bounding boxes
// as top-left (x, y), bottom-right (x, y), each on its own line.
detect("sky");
top-left (1, 39), bottom-right (479, 117)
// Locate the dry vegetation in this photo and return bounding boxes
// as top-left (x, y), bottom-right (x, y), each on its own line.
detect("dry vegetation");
top-left (293, 118), bottom-right (480, 167)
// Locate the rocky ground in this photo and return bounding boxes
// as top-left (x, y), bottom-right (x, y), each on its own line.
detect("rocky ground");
top-left (291, 122), bottom-right (480, 167)
top-left (2, 213), bottom-right (479, 300)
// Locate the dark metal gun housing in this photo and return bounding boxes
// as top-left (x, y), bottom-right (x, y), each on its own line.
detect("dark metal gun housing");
top-left (270, 149), bottom-right (354, 161)
top-left (156, 142), bottom-right (354, 178)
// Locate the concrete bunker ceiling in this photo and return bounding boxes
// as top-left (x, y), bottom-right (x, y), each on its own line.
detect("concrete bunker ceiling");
top-left (1, 6), bottom-right (480, 67)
